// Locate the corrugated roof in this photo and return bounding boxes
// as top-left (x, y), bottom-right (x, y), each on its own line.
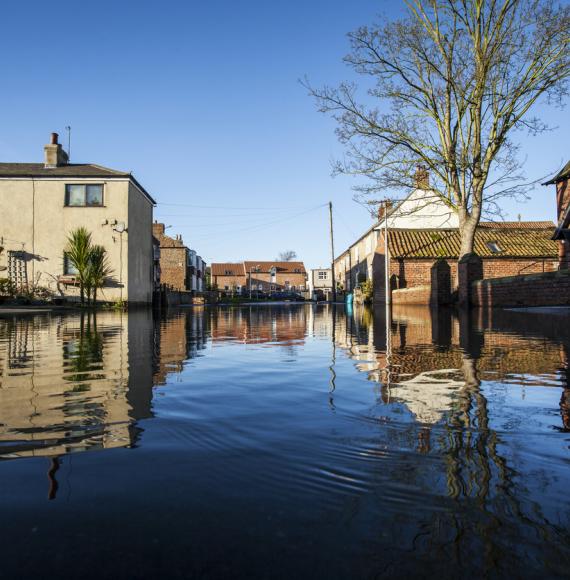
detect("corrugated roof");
top-left (543, 160), bottom-right (570, 185)
top-left (388, 226), bottom-right (558, 259)
top-left (243, 261), bottom-right (307, 274)
top-left (0, 162), bottom-right (156, 204)
top-left (210, 263), bottom-right (245, 276)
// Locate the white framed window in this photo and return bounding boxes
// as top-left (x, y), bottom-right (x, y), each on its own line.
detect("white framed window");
top-left (65, 184), bottom-right (103, 207)
top-left (317, 271), bottom-right (328, 280)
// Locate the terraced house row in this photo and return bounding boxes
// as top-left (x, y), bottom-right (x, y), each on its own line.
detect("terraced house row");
top-left (210, 261), bottom-right (307, 294)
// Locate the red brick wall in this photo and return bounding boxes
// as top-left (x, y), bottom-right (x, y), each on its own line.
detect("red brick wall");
top-left (160, 246), bottom-right (188, 291)
top-left (472, 270), bottom-right (570, 307)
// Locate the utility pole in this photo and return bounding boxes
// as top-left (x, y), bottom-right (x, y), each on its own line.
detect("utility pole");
top-left (329, 201), bottom-right (337, 303)
top-left (384, 199), bottom-right (391, 307)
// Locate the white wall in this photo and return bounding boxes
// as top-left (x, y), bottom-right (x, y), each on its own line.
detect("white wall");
top-left (379, 188), bottom-right (459, 230)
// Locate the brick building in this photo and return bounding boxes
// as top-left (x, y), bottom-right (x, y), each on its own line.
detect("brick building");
top-left (334, 168), bottom-right (457, 292)
top-left (210, 261), bottom-right (307, 294)
top-left (544, 160), bottom-right (570, 268)
top-left (373, 221), bottom-right (559, 304)
top-left (152, 222), bottom-right (206, 292)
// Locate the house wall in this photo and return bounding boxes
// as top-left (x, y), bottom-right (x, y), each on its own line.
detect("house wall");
top-left (127, 182), bottom-right (154, 303)
top-left (247, 271), bottom-right (307, 291)
top-left (0, 177), bottom-right (152, 302)
top-left (159, 246), bottom-right (188, 291)
top-left (310, 269), bottom-right (332, 291)
top-left (384, 188), bottom-right (459, 229)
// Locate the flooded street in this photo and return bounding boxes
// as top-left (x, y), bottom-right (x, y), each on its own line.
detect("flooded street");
top-left (0, 305), bottom-right (569, 579)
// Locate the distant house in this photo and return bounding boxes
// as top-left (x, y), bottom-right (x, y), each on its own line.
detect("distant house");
top-left (152, 222), bottom-right (206, 292)
top-left (543, 160), bottom-right (570, 268)
top-left (210, 261), bottom-right (307, 294)
top-left (0, 133), bottom-right (156, 303)
top-left (308, 268), bottom-right (333, 299)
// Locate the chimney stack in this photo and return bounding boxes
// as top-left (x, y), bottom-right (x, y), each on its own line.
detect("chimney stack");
top-left (414, 165), bottom-right (429, 190)
top-left (152, 222), bottom-right (165, 237)
top-left (44, 132), bottom-right (69, 168)
top-left (378, 200), bottom-right (393, 222)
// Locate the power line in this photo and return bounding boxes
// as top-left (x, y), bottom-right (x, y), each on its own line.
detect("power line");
top-left (175, 203), bottom-right (327, 242)
top-left (157, 202), bottom-right (320, 210)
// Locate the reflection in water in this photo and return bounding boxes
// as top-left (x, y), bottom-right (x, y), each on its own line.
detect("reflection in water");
top-left (336, 305), bottom-right (570, 576)
top-left (0, 304), bottom-right (569, 578)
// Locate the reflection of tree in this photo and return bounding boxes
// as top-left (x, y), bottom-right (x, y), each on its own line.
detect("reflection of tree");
top-left (337, 306), bottom-right (570, 575)
top-left (431, 322), bottom-right (568, 575)
top-left (63, 312), bottom-right (103, 384)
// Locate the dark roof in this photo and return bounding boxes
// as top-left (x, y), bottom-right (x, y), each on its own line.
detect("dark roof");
top-left (388, 224), bottom-right (558, 259)
top-left (543, 160), bottom-right (570, 185)
top-left (0, 162), bottom-right (156, 204)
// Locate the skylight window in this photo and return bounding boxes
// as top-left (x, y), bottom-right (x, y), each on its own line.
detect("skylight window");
top-left (486, 241), bottom-right (502, 254)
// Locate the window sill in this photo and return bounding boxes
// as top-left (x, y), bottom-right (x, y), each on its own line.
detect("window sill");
top-left (63, 205), bottom-right (106, 208)
top-left (58, 275), bottom-right (79, 285)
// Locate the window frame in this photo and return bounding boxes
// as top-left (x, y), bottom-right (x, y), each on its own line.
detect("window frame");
top-left (63, 253), bottom-right (79, 276)
top-left (486, 241), bottom-right (502, 254)
top-left (64, 183), bottom-right (104, 207)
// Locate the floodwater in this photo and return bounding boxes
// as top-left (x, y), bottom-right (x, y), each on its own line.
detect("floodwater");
top-left (0, 305), bottom-right (569, 579)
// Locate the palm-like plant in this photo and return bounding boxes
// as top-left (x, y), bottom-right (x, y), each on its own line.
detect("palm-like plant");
top-left (65, 227), bottom-right (92, 304)
top-left (85, 245), bottom-right (112, 304)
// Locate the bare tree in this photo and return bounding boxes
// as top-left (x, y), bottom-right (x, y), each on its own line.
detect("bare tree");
top-left (306, 0), bottom-right (569, 257)
top-left (277, 250), bottom-right (298, 262)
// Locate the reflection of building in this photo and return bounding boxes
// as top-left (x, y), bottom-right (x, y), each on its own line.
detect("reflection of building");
top-left (153, 310), bottom-right (208, 384)
top-left (0, 133), bottom-right (156, 303)
top-left (335, 305), bottom-right (570, 426)
top-left (209, 306), bottom-right (307, 346)
top-left (0, 310), bottom-right (154, 458)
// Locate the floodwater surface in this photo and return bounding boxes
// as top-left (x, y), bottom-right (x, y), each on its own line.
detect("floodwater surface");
top-left (0, 305), bottom-right (569, 579)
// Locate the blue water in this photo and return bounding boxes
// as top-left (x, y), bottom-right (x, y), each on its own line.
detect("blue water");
top-left (0, 305), bottom-right (569, 578)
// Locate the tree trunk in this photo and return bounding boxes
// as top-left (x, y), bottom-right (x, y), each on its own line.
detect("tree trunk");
top-left (459, 217), bottom-right (477, 258)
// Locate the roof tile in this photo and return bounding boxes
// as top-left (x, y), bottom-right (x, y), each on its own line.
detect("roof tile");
top-left (388, 225), bottom-right (558, 259)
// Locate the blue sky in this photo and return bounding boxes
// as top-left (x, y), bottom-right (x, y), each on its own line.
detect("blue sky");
top-left (1, 0), bottom-right (568, 268)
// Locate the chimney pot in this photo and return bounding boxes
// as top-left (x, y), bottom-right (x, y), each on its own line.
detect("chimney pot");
top-left (378, 200), bottom-right (393, 222)
top-left (50, 132), bottom-right (59, 145)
